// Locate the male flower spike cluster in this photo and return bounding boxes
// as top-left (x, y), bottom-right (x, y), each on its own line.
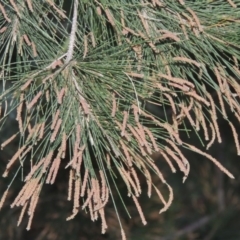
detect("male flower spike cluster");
top-left (0, 0), bottom-right (240, 239)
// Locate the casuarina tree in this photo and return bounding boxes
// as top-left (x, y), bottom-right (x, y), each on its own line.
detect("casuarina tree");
top-left (0, 0), bottom-right (240, 239)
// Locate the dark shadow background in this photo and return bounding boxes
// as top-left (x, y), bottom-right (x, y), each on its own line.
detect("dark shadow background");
top-left (0, 108), bottom-right (240, 240)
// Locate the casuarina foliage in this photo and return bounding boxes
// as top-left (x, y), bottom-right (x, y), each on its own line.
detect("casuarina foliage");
top-left (0, 0), bottom-right (240, 238)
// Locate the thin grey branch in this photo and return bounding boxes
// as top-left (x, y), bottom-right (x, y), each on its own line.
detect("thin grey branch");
top-left (65, 0), bottom-right (78, 64)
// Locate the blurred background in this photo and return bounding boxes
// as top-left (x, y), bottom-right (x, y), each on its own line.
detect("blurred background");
top-left (0, 106), bottom-right (240, 240)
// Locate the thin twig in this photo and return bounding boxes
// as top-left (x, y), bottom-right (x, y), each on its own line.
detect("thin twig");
top-left (124, 72), bottom-right (141, 114)
top-left (65, 0), bottom-right (78, 64)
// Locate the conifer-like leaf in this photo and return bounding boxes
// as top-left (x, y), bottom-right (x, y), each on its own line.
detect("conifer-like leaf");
top-left (0, 0), bottom-right (240, 238)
